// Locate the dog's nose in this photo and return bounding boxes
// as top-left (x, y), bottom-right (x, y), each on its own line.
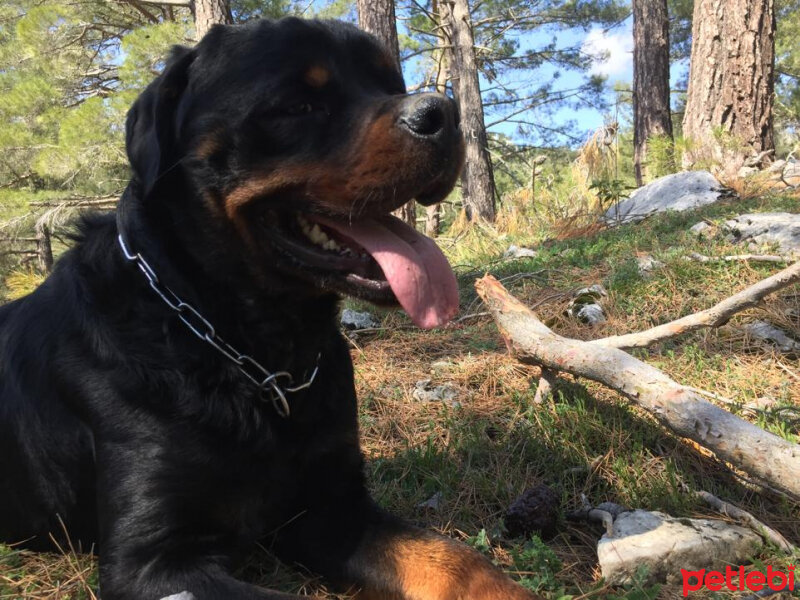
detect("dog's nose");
top-left (398, 93), bottom-right (458, 138)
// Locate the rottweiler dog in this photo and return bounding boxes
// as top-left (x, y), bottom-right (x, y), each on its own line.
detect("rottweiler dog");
top-left (0, 18), bottom-right (539, 600)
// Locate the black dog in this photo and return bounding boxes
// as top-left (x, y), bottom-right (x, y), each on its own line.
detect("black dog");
top-left (0, 18), bottom-right (538, 600)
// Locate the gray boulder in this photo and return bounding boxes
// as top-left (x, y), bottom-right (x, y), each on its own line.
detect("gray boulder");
top-left (605, 171), bottom-right (726, 225)
top-left (597, 510), bottom-right (760, 586)
top-left (723, 213), bottom-right (800, 256)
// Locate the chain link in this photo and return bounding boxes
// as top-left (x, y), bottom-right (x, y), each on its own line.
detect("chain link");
top-left (117, 234), bottom-right (319, 417)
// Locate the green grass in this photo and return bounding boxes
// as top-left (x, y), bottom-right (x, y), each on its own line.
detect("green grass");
top-left (1, 192), bottom-right (799, 598)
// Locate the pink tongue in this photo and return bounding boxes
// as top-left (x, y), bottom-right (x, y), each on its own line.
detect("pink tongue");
top-left (316, 215), bottom-right (459, 329)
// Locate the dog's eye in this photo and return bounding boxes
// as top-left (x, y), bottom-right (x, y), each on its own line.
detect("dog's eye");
top-left (284, 103), bottom-right (327, 116)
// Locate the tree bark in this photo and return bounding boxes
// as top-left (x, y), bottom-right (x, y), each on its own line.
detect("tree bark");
top-left (476, 275), bottom-right (800, 501)
top-left (632, 0), bottom-right (673, 186)
top-left (192, 0), bottom-right (231, 40)
top-left (424, 0), bottom-right (451, 237)
top-left (35, 223), bottom-right (53, 273)
top-left (682, 0), bottom-right (776, 176)
top-left (446, 0), bottom-right (497, 222)
top-left (357, 0), bottom-right (417, 228)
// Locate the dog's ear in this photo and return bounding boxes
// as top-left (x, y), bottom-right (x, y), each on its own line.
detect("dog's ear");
top-left (125, 45), bottom-right (196, 192)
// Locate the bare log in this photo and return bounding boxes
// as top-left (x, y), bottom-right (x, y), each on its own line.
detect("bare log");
top-left (475, 275), bottom-right (800, 500)
top-left (592, 260), bottom-right (800, 350)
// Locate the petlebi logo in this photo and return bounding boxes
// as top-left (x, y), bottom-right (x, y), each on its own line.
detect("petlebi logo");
top-left (681, 565), bottom-right (796, 596)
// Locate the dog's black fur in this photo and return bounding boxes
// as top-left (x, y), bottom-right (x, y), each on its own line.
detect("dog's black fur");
top-left (0, 18), bottom-right (537, 600)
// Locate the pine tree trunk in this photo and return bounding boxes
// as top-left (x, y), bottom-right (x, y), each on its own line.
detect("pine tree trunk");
top-left (192, 0), bottom-right (232, 39)
top-left (424, 0), bottom-right (451, 237)
top-left (632, 0), bottom-right (673, 186)
top-left (446, 0), bottom-right (496, 222)
top-left (357, 0), bottom-right (417, 228)
top-left (682, 0), bottom-right (775, 176)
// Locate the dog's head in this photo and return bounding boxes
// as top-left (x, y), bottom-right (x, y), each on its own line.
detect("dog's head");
top-left (124, 18), bottom-right (464, 329)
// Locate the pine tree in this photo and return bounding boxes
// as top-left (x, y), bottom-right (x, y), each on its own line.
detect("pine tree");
top-left (632, 0), bottom-right (673, 186)
top-left (356, 0), bottom-right (417, 227)
top-left (682, 0), bottom-right (776, 174)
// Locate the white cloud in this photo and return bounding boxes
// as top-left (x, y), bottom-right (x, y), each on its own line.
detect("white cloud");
top-left (581, 27), bottom-right (633, 79)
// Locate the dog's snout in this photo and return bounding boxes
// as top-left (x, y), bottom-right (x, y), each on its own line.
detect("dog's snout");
top-left (398, 94), bottom-right (458, 138)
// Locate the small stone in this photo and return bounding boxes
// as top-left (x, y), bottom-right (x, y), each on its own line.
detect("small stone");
top-left (636, 255), bottom-right (665, 278)
top-left (417, 491), bottom-right (443, 512)
top-left (504, 484), bottom-right (560, 539)
top-left (412, 379), bottom-right (459, 403)
top-left (504, 244), bottom-right (539, 259)
top-left (597, 510), bottom-right (761, 586)
top-left (575, 303), bottom-right (606, 325)
top-left (689, 221), bottom-right (714, 239)
top-left (566, 285), bottom-right (607, 325)
top-left (738, 165), bottom-right (760, 178)
top-left (341, 309), bottom-right (380, 330)
top-left (745, 320), bottom-right (800, 354)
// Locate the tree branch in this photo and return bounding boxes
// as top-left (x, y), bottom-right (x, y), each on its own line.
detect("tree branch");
top-left (592, 260), bottom-right (800, 350)
top-left (475, 274), bottom-right (800, 501)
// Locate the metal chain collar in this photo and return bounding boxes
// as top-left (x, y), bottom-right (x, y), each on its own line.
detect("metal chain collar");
top-left (117, 234), bottom-right (319, 418)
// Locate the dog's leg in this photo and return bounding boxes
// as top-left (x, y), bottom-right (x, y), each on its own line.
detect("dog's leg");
top-left (345, 518), bottom-right (543, 600)
top-left (275, 500), bottom-right (541, 600)
top-left (92, 442), bottom-right (318, 600)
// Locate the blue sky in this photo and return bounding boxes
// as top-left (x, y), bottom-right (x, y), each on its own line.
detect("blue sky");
top-left (399, 14), bottom-right (689, 149)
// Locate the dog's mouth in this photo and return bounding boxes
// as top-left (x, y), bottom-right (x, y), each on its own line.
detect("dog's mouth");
top-left (264, 211), bottom-right (459, 329)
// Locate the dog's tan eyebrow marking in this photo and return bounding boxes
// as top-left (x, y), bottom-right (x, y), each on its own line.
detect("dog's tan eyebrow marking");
top-left (304, 64), bottom-right (330, 88)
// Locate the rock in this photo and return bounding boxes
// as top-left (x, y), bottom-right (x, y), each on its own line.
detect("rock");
top-left (745, 320), bottom-right (800, 354)
top-left (738, 166), bottom-right (760, 179)
top-left (689, 221), bottom-right (715, 239)
top-left (604, 171), bottom-right (726, 225)
top-left (412, 379), bottom-right (459, 403)
top-left (723, 213), bottom-right (800, 256)
top-left (566, 285), bottom-right (607, 325)
top-left (574, 303), bottom-right (606, 325)
top-left (597, 510), bottom-right (761, 586)
top-left (504, 484), bottom-right (560, 539)
top-left (341, 309), bottom-right (380, 330)
top-left (504, 244), bottom-right (539, 259)
top-left (636, 255), bottom-right (665, 278)
top-left (417, 491), bottom-right (443, 512)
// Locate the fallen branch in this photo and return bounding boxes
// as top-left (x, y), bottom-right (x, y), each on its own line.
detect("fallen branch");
top-left (476, 275), bottom-right (800, 500)
top-left (591, 260), bottom-right (800, 350)
top-left (686, 252), bottom-right (788, 264)
top-left (695, 491), bottom-right (795, 553)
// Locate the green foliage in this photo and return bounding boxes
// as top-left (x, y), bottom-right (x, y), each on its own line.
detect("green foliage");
top-left (644, 134), bottom-right (678, 179)
top-left (511, 536), bottom-right (564, 594)
top-left (588, 177), bottom-right (632, 211)
top-left (776, 0), bottom-right (800, 135)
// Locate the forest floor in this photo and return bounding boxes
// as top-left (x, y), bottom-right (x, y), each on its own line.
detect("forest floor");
top-left (1, 192), bottom-right (799, 599)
